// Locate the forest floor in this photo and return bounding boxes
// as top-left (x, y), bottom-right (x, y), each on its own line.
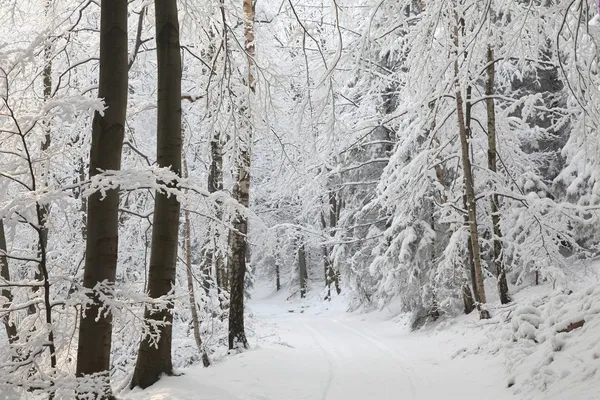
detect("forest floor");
top-left (124, 284), bottom-right (520, 400)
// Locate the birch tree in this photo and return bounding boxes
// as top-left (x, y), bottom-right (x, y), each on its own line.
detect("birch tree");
top-left (228, 0), bottom-right (256, 351)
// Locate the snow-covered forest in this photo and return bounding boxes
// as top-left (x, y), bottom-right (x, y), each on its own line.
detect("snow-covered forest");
top-left (1, 0), bottom-right (600, 399)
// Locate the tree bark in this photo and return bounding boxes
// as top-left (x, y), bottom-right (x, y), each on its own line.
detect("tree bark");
top-left (461, 283), bottom-right (475, 314)
top-left (298, 240), bottom-right (308, 298)
top-left (76, 0), bottom-right (128, 394)
top-left (182, 137), bottom-right (210, 367)
top-left (321, 189), bottom-right (341, 300)
top-left (275, 262), bottom-right (281, 291)
top-left (228, 0), bottom-right (255, 351)
top-left (0, 220), bottom-right (18, 344)
top-left (453, 20), bottom-right (490, 320)
top-left (462, 85), bottom-right (480, 305)
top-left (319, 211), bottom-right (332, 300)
top-left (275, 237), bottom-right (281, 291)
top-left (202, 133), bottom-right (225, 295)
top-left (486, 45), bottom-right (511, 305)
top-left (29, 0), bottom-right (53, 317)
top-left (131, 0), bottom-right (182, 389)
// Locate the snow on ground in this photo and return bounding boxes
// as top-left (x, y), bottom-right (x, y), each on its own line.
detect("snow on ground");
top-left (458, 260), bottom-right (600, 400)
top-left (123, 284), bottom-right (516, 400)
top-left (123, 260), bottom-right (600, 400)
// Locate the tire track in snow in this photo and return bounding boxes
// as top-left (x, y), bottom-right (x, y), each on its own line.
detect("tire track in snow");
top-left (331, 319), bottom-right (417, 399)
top-left (302, 321), bottom-right (336, 400)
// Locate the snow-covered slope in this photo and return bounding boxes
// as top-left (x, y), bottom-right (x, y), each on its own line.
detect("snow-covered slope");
top-left (457, 285), bottom-right (600, 400)
top-left (454, 260), bottom-right (600, 400)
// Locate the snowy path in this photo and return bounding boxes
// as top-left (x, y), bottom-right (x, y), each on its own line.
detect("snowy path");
top-left (126, 292), bottom-right (515, 400)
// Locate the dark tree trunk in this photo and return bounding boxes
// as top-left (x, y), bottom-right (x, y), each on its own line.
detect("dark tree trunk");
top-left (298, 240), bottom-right (308, 298)
top-left (462, 283), bottom-right (475, 314)
top-left (76, 0), bottom-right (128, 394)
top-left (131, 0), bottom-right (182, 389)
top-left (0, 220), bottom-right (18, 344)
top-left (486, 45), bottom-right (511, 305)
top-left (275, 237), bottom-right (281, 291)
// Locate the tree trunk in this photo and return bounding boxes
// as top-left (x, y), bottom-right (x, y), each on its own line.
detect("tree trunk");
top-left (321, 189), bottom-right (341, 300)
top-left (462, 85), bottom-right (480, 305)
top-left (182, 137), bottom-right (210, 367)
top-left (275, 237), bottom-right (281, 291)
top-left (320, 211), bottom-right (332, 301)
top-left (29, 0), bottom-right (53, 317)
top-left (203, 133), bottom-right (225, 295)
top-left (228, 0), bottom-right (255, 351)
top-left (453, 21), bottom-right (490, 320)
top-left (461, 283), bottom-right (475, 314)
top-left (486, 45), bottom-right (511, 305)
top-left (131, 0), bottom-right (182, 389)
top-left (76, 0), bottom-right (128, 393)
top-left (0, 220), bottom-right (18, 344)
top-left (456, 92), bottom-right (490, 319)
top-left (298, 240), bottom-right (308, 298)
top-left (186, 215), bottom-right (210, 368)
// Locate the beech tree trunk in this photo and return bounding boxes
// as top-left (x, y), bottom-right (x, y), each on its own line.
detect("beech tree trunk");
top-left (0, 220), bottom-right (18, 344)
top-left (131, 0), bottom-right (182, 389)
top-left (453, 19), bottom-right (490, 320)
top-left (486, 45), bottom-right (511, 305)
top-left (76, 0), bottom-right (128, 393)
top-left (228, 0), bottom-right (255, 351)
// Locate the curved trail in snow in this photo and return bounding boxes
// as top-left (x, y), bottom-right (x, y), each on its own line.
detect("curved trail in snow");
top-left (126, 292), bottom-right (515, 400)
top-left (245, 294), bottom-right (514, 400)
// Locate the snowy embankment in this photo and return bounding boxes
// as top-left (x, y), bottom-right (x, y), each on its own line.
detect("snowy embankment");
top-left (457, 282), bottom-right (600, 400)
top-left (123, 268), bottom-right (600, 400)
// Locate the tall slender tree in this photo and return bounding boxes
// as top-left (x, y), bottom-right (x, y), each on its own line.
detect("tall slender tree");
top-left (452, 6), bottom-right (490, 319)
top-left (486, 44), bottom-right (510, 305)
top-left (182, 132), bottom-right (210, 367)
top-left (228, 0), bottom-right (255, 350)
top-left (297, 237), bottom-right (308, 298)
top-left (76, 0), bottom-right (128, 394)
top-left (131, 0), bottom-right (183, 388)
top-left (29, 0), bottom-right (54, 317)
